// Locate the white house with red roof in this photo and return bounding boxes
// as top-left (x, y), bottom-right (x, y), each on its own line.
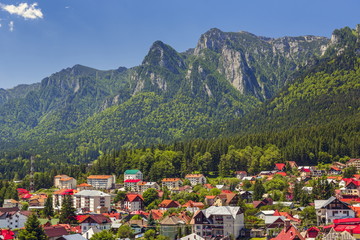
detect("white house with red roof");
top-left (87, 175), bottom-right (115, 190)
top-left (78, 214), bottom-right (112, 234)
top-left (54, 175), bottom-right (77, 189)
top-left (185, 174), bottom-right (207, 186)
top-left (123, 194), bottom-right (144, 212)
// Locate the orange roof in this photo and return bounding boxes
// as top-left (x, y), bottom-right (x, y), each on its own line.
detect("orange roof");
top-left (87, 175), bottom-right (112, 179)
top-left (185, 174), bottom-right (204, 178)
top-left (158, 199), bottom-right (180, 208)
top-left (59, 177), bottom-right (74, 181)
top-left (275, 172), bottom-right (287, 177)
top-left (137, 181), bottom-right (147, 186)
top-left (161, 178), bottom-right (181, 182)
top-left (205, 195), bottom-right (216, 199)
top-left (150, 210), bottom-right (165, 220)
top-left (182, 200), bottom-right (204, 208)
top-left (77, 183), bottom-right (92, 187)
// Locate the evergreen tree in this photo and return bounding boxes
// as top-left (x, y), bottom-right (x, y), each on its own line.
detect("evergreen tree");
top-left (90, 230), bottom-right (115, 240)
top-left (253, 179), bottom-right (265, 200)
top-left (43, 195), bottom-right (54, 218)
top-left (18, 213), bottom-right (47, 240)
top-left (59, 195), bottom-right (77, 224)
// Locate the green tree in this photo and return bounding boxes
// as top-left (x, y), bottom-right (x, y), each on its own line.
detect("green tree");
top-left (90, 230), bottom-right (115, 240)
top-left (253, 179), bottom-right (265, 200)
top-left (18, 213), bottom-right (47, 240)
top-left (143, 188), bottom-right (159, 206)
top-left (114, 191), bottom-right (126, 205)
top-left (144, 229), bottom-right (157, 240)
top-left (117, 225), bottom-right (134, 239)
top-left (43, 195), bottom-right (54, 218)
top-left (299, 206), bottom-right (316, 227)
top-left (343, 166), bottom-right (357, 178)
top-left (59, 195), bottom-right (77, 224)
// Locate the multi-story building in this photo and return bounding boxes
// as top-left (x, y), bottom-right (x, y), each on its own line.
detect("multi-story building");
top-left (137, 181), bottom-right (160, 193)
top-left (54, 175), bottom-right (77, 189)
top-left (124, 179), bottom-right (141, 191)
top-left (52, 189), bottom-right (75, 211)
top-left (347, 159), bottom-right (360, 170)
top-left (0, 207), bottom-right (30, 230)
top-left (185, 174), bottom-right (207, 186)
top-left (123, 194), bottom-right (144, 212)
top-left (87, 175), bottom-right (115, 190)
top-left (124, 170), bottom-right (143, 181)
top-left (73, 190), bottom-right (111, 212)
top-left (161, 178), bottom-right (183, 191)
top-left (192, 206), bottom-right (244, 239)
top-left (315, 196), bottom-right (355, 225)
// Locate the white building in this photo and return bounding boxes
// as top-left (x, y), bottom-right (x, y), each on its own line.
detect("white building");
top-left (0, 208), bottom-right (30, 230)
top-left (137, 181), bottom-right (160, 193)
top-left (192, 206), bottom-right (244, 239)
top-left (54, 175), bottom-right (77, 189)
top-left (87, 175), bottom-right (115, 190)
top-left (161, 178), bottom-right (183, 190)
top-left (124, 170), bottom-right (143, 181)
top-left (315, 196), bottom-right (355, 225)
top-left (185, 174), bottom-right (207, 186)
top-left (73, 190), bottom-right (111, 212)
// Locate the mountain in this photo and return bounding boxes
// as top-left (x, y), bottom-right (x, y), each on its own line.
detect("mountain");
top-left (0, 27), bottom-right (332, 164)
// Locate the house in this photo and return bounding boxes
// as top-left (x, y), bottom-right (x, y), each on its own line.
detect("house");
top-left (322, 218), bottom-right (360, 240)
top-left (253, 198), bottom-right (273, 208)
top-left (0, 207), bottom-right (30, 230)
top-left (329, 166), bottom-right (343, 175)
top-left (124, 179), bottom-right (141, 192)
top-left (191, 206), bottom-right (244, 240)
top-left (347, 159), bottom-right (360, 170)
top-left (185, 174), bottom-right (207, 186)
top-left (81, 227), bottom-right (101, 240)
top-left (76, 183), bottom-right (93, 191)
top-left (124, 169), bottom-right (143, 181)
top-left (2, 199), bottom-right (19, 208)
top-left (160, 215), bottom-right (186, 240)
top-left (78, 214), bottom-right (112, 234)
top-left (275, 163), bottom-right (286, 172)
top-left (44, 225), bottom-right (69, 240)
top-left (315, 196), bottom-right (355, 225)
top-left (255, 210), bottom-right (275, 220)
top-left (73, 190), bottom-right (111, 212)
top-left (54, 175), bottom-right (77, 189)
top-left (183, 200), bottom-right (205, 213)
top-left (87, 175), bottom-right (115, 190)
top-left (213, 193), bottom-right (240, 206)
top-left (204, 196), bottom-right (216, 206)
top-left (235, 171), bottom-right (247, 180)
top-left (305, 227), bottom-right (320, 239)
top-left (265, 216), bottom-right (285, 235)
top-left (159, 200), bottom-right (181, 210)
top-left (333, 162), bottom-right (347, 169)
top-left (53, 189), bottom-right (75, 211)
top-left (136, 181), bottom-right (160, 194)
top-left (123, 194), bottom-right (144, 212)
top-left (271, 220), bottom-right (305, 240)
top-left (239, 191), bottom-right (253, 202)
top-left (161, 178), bottom-right (183, 191)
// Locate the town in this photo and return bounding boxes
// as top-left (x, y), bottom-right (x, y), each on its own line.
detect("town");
top-left (1, 158), bottom-right (360, 239)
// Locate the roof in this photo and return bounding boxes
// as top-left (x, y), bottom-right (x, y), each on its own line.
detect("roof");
top-left (314, 196), bottom-right (339, 209)
top-left (276, 172), bottom-right (287, 176)
top-left (185, 174), bottom-right (204, 178)
top-left (125, 194), bottom-right (144, 202)
top-left (0, 230), bottom-right (14, 240)
top-left (76, 183), bottom-right (92, 187)
top-left (124, 179), bottom-right (141, 183)
top-left (54, 189), bottom-right (75, 195)
top-left (202, 206), bottom-right (241, 219)
top-left (275, 163), bottom-right (286, 171)
top-left (161, 178), bottom-right (182, 182)
top-left (78, 214), bottom-right (111, 224)
top-left (205, 195), bottom-right (216, 199)
top-left (183, 200), bottom-right (205, 208)
top-left (74, 190), bottom-right (110, 197)
top-left (333, 218), bottom-right (360, 224)
top-left (60, 177), bottom-right (74, 181)
top-left (124, 169), bottom-right (140, 174)
top-left (44, 226), bottom-right (68, 238)
top-left (160, 215), bottom-right (185, 225)
top-left (87, 175), bottom-right (113, 179)
top-left (271, 224), bottom-right (305, 240)
top-left (235, 171), bottom-right (247, 174)
top-left (59, 234), bottom-right (87, 240)
top-left (159, 200), bottom-right (180, 208)
top-left (150, 210), bottom-right (165, 220)
top-left (265, 216), bottom-right (285, 225)
top-left (330, 166), bottom-right (341, 171)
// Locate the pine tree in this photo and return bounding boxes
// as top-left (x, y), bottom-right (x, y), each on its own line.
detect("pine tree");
top-left (43, 195), bottom-right (54, 218)
top-left (59, 194), bottom-right (77, 224)
top-left (253, 179), bottom-right (265, 200)
top-left (18, 213), bottom-right (47, 240)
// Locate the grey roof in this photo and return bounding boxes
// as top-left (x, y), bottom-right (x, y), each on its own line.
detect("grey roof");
top-left (273, 201), bottom-right (294, 207)
top-left (265, 216), bottom-right (285, 225)
top-left (314, 196), bottom-right (337, 209)
top-left (74, 190), bottom-right (110, 197)
top-left (61, 234), bottom-right (87, 240)
top-left (203, 206), bottom-right (241, 219)
top-left (256, 210), bottom-right (275, 216)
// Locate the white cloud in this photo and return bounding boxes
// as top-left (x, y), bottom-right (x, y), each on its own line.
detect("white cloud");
top-left (0, 2), bottom-right (43, 20)
top-left (9, 21), bottom-right (13, 31)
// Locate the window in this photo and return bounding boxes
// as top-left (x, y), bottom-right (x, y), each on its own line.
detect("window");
top-left (344, 211), bottom-right (349, 216)
top-left (332, 211), bottom-right (339, 216)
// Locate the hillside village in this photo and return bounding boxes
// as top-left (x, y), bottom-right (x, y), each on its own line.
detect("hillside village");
top-left (2, 159), bottom-right (360, 239)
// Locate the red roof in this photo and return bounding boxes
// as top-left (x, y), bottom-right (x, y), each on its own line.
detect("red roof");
top-left (275, 163), bottom-right (286, 171)
top-left (333, 218), bottom-right (360, 224)
top-left (158, 200), bottom-right (180, 208)
top-left (331, 166), bottom-right (341, 171)
top-left (221, 190), bottom-right (233, 194)
top-left (43, 226), bottom-right (68, 238)
top-left (21, 194), bottom-right (32, 199)
top-left (0, 230), bottom-right (14, 240)
top-left (276, 172), bottom-right (287, 177)
top-left (302, 168), bottom-right (311, 172)
top-left (271, 224), bottom-right (305, 240)
top-left (125, 194), bottom-right (144, 202)
top-left (124, 179), bottom-right (141, 183)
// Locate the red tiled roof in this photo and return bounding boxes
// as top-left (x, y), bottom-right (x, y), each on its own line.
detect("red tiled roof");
top-left (87, 175), bottom-right (112, 179)
top-left (333, 218), bottom-right (360, 224)
top-left (78, 214), bottom-right (111, 224)
top-left (158, 200), bottom-right (180, 208)
top-left (43, 226), bottom-right (68, 238)
top-left (77, 183), bottom-right (92, 187)
top-left (0, 230), bottom-right (14, 240)
top-left (205, 195), bottom-right (216, 199)
top-left (185, 174), bottom-right (204, 178)
top-left (125, 194), bottom-right (144, 202)
top-left (182, 200), bottom-right (205, 208)
top-left (271, 224), bottom-right (305, 240)
top-left (276, 172), bottom-right (287, 177)
top-left (161, 178), bottom-right (181, 182)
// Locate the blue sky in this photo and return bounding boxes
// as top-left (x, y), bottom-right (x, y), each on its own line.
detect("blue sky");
top-left (0, 0), bottom-right (359, 89)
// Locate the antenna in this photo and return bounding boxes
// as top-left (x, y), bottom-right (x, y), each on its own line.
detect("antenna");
top-left (30, 156), bottom-right (35, 192)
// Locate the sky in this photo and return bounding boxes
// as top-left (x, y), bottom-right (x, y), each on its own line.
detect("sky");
top-left (0, 0), bottom-right (359, 89)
